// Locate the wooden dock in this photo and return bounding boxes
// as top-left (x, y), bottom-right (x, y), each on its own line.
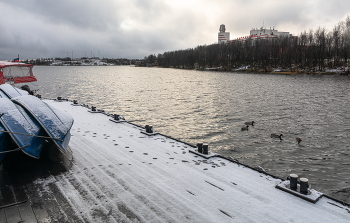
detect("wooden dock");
top-left (0, 147), bottom-right (74, 223)
top-left (1, 99), bottom-right (349, 223)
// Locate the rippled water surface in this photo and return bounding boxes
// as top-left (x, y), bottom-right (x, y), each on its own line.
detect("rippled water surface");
top-left (33, 66), bottom-right (350, 202)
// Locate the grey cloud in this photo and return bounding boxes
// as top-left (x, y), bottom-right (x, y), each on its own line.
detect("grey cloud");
top-left (2, 0), bottom-right (121, 31)
top-left (0, 0), bottom-right (349, 60)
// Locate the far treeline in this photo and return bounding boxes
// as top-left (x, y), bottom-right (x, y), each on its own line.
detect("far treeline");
top-left (145, 16), bottom-right (350, 74)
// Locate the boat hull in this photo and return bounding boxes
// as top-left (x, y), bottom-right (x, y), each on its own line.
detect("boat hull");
top-left (0, 98), bottom-right (45, 159)
top-left (0, 83), bottom-right (28, 98)
top-left (0, 123), bottom-right (12, 162)
top-left (0, 89), bottom-right (8, 98)
top-left (11, 95), bottom-right (74, 154)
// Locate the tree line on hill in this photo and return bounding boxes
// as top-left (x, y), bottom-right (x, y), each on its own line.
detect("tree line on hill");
top-left (145, 16), bottom-right (350, 73)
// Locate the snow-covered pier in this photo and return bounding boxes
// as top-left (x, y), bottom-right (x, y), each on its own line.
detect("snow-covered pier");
top-left (1, 99), bottom-right (349, 222)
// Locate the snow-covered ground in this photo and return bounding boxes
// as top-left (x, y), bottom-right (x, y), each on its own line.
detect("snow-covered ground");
top-left (37, 99), bottom-right (350, 222)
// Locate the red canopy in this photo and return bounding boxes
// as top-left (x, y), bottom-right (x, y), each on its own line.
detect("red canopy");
top-left (0, 61), bottom-right (36, 84)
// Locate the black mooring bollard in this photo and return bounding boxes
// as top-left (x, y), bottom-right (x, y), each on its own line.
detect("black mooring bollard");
top-left (73, 100), bottom-right (78, 104)
top-left (91, 106), bottom-right (96, 111)
top-left (289, 174), bottom-right (298, 190)
top-left (300, 178), bottom-right (309, 194)
top-left (197, 142), bottom-right (203, 153)
top-left (57, 96), bottom-right (62, 100)
top-left (36, 94), bottom-right (42, 99)
top-left (202, 144), bottom-right (209, 155)
top-left (145, 125), bottom-right (153, 133)
top-left (114, 114), bottom-right (120, 120)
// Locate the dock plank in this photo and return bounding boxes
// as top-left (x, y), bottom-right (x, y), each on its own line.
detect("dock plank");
top-left (25, 160), bottom-right (52, 223)
top-left (31, 204), bottom-right (51, 223)
top-left (42, 187), bottom-right (70, 222)
top-left (47, 181), bottom-right (85, 223)
top-left (30, 174), bottom-right (67, 222)
top-left (3, 205), bottom-right (21, 223)
top-left (0, 185), bottom-right (16, 209)
top-left (1, 152), bottom-right (51, 223)
top-left (0, 165), bottom-right (16, 208)
top-left (18, 201), bottom-right (38, 223)
top-left (0, 149), bottom-right (75, 223)
top-left (0, 209), bottom-right (6, 223)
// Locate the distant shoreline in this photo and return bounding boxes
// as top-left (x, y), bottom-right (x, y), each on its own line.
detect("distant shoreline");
top-left (157, 66), bottom-right (350, 76)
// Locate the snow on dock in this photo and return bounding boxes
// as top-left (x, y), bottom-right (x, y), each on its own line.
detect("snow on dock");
top-left (1, 99), bottom-right (349, 222)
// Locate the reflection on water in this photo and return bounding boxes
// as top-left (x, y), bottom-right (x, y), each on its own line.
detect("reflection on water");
top-left (34, 66), bottom-right (350, 202)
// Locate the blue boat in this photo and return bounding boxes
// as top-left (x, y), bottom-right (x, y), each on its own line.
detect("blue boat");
top-left (11, 95), bottom-right (74, 155)
top-left (0, 89), bottom-right (8, 98)
top-left (0, 98), bottom-right (46, 160)
top-left (0, 61), bottom-right (73, 162)
top-left (0, 123), bottom-right (12, 162)
top-left (0, 83), bottom-right (28, 98)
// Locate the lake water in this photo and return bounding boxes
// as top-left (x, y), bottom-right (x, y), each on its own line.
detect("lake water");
top-left (32, 66), bottom-right (350, 202)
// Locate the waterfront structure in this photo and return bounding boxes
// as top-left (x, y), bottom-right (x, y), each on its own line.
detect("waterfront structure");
top-left (218, 24), bottom-right (230, 43)
top-left (1, 97), bottom-right (349, 222)
top-left (250, 27), bottom-right (291, 37)
top-left (219, 24), bottom-right (293, 42)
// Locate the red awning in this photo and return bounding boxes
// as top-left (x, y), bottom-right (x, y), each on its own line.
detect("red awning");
top-left (14, 76), bottom-right (38, 84)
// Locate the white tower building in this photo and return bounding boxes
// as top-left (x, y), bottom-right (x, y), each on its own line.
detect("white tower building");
top-left (218, 24), bottom-right (230, 43)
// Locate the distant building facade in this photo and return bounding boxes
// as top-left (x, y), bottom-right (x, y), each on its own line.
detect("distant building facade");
top-left (218, 24), bottom-right (293, 43)
top-left (218, 24), bottom-right (230, 43)
top-left (250, 27), bottom-right (290, 37)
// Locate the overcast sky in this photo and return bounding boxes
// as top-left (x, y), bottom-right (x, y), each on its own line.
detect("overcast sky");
top-left (1, 0), bottom-right (349, 60)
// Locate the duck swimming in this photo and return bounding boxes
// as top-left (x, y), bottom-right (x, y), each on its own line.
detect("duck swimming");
top-left (296, 137), bottom-right (302, 144)
top-left (244, 121), bottom-right (255, 126)
top-left (271, 133), bottom-right (283, 140)
top-left (241, 125), bottom-right (249, 131)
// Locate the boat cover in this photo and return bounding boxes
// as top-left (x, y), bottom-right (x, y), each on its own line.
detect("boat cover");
top-left (0, 61), bottom-right (37, 84)
top-left (0, 83), bottom-right (28, 98)
top-left (0, 98), bottom-right (45, 158)
top-left (11, 95), bottom-right (74, 154)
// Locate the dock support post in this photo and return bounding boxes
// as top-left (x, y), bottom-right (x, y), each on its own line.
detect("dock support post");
top-left (300, 178), bottom-right (309, 194)
top-left (197, 142), bottom-right (203, 153)
top-left (289, 174), bottom-right (298, 190)
top-left (145, 125), bottom-right (153, 133)
top-left (203, 144), bottom-right (209, 155)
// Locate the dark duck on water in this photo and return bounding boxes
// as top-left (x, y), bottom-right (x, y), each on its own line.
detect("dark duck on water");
top-left (271, 133), bottom-right (283, 140)
top-left (241, 125), bottom-right (249, 131)
top-left (245, 121), bottom-right (255, 126)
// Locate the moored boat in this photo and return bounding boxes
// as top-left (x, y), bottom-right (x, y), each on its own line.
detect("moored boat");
top-left (0, 97), bottom-right (46, 160)
top-left (0, 61), bottom-right (37, 85)
top-left (0, 61), bottom-right (73, 162)
top-left (11, 95), bottom-right (74, 154)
